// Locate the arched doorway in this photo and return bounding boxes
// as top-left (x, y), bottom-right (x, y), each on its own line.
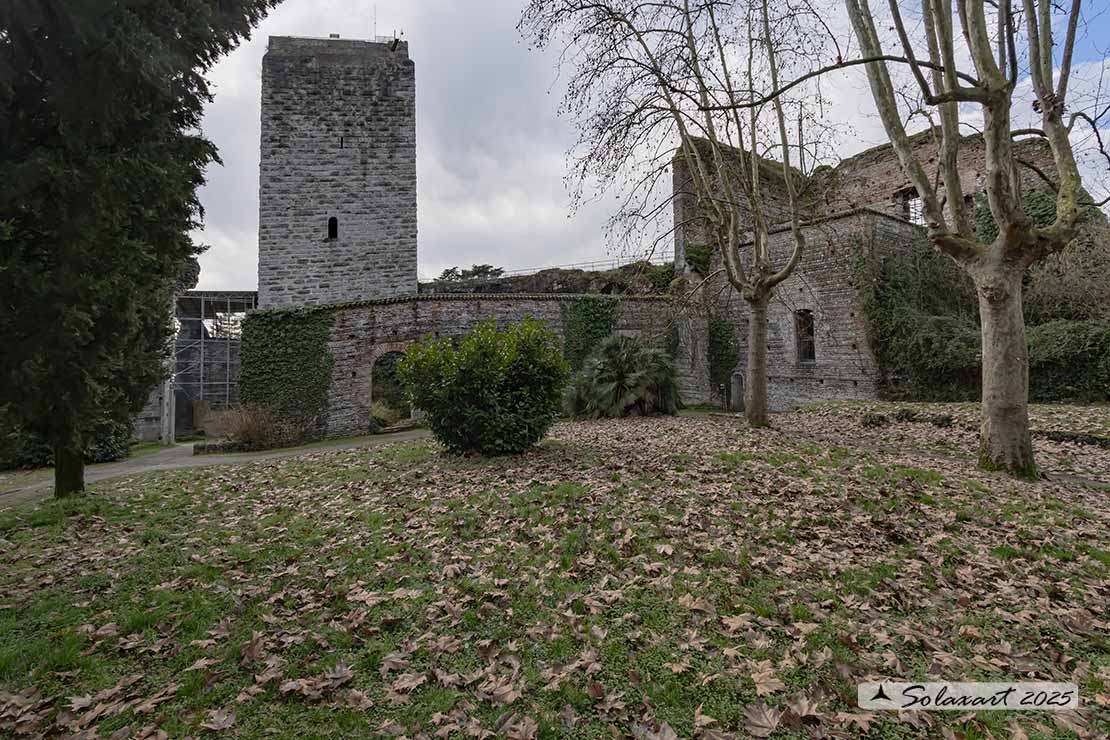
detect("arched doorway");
top-left (730, 371), bottom-right (745, 412)
top-left (370, 349), bottom-right (411, 428)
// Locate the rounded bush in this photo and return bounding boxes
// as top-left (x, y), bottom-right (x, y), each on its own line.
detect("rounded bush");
top-left (565, 334), bottom-right (679, 419)
top-left (397, 318), bottom-right (569, 455)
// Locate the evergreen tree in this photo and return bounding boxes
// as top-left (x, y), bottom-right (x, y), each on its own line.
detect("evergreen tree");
top-left (0, 0), bottom-right (277, 495)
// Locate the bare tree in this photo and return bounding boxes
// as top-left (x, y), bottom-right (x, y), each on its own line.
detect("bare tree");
top-left (841, 0), bottom-right (1102, 476)
top-left (521, 0), bottom-right (833, 427)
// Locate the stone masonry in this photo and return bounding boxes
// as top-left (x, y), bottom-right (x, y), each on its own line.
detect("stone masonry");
top-left (257, 36), bottom-right (417, 308)
top-left (315, 294), bottom-right (704, 437)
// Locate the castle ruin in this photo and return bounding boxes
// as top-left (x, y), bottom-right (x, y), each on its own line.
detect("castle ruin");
top-left (138, 34), bottom-right (1067, 442)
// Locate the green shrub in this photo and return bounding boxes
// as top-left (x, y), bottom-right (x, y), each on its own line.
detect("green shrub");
top-left (565, 334), bottom-right (680, 419)
top-left (84, 419), bottom-right (134, 463)
top-left (684, 244), bottom-right (712, 275)
top-left (1028, 320), bottom-right (1110, 403)
top-left (397, 318), bottom-right (569, 455)
top-left (644, 262), bottom-right (676, 293)
top-left (0, 418), bottom-right (133, 470)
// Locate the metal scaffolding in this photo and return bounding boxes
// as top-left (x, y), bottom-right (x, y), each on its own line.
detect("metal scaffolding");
top-left (173, 291), bottom-right (257, 410)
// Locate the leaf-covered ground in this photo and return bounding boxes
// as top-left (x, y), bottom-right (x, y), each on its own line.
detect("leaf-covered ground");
top-left (1, 405), bottom-right (1107, 739)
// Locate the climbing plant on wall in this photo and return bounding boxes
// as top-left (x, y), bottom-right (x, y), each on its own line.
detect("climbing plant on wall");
top-left (855, 236), bottom-right (1110, 403)
top-left (561, 296), bottom-right (618, 370)
top-left (855, 244), bottom-right (981, 400)
top-left (974, 189), bottom-right (1058, 243)
top-left (684, 244), bottom-right (712, 275)
top-left (239, 308), bottom-right (335, 438)
top-left (707, 317), bottom-right (740, 403)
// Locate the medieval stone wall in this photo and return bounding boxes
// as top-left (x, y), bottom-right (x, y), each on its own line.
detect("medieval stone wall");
top-left (813, 132), bottom-right (1057, 217)
top-left (672, 132), bottom-right (1060, 270)
top-left (317, 294), bottom-right (710, 437)
top-left (683, 210), bottom-right (926, 411)
top-left (666, 130), bottom-right (1064, 412)
top-left (258, 36), bottom-right (417, 308)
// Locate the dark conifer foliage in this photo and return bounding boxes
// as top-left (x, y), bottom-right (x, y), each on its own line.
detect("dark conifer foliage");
top-left (0, 0), bottom-right (278, 495)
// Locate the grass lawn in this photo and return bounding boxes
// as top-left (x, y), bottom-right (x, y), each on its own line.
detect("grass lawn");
top-left (0, 442), bottom-right (180, 498)
top-left (0, 405), bottom-right (1106, 738)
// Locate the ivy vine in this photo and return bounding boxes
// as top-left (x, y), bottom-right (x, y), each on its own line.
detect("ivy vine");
top-left (684, 244), bottom-right (712, 275)
top-left (854, 232), bottom-right (1110, 403)
top-left (239, 308), bottom-right (335, 435)
top-left (707, 317), bottom-right (740, 401)
top-left (854, 244), bottom-right (980, 401)
top-left (975, 189), bottom-right (1059, 243)
top-left (561, 296), bottom-right (618, 371)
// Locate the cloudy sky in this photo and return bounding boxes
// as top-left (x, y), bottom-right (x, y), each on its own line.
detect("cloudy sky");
top-left (192, 0), bottom-right (1109, 291)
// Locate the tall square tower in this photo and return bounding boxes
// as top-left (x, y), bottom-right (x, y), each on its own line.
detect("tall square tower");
top-left (258, 35), bottom-right (417, 308)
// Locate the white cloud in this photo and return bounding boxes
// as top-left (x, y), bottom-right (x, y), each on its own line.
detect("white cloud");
top-left (192, 2), bottom-right (1109, 291)
top-left (193, 0), bottom-right (621, 290)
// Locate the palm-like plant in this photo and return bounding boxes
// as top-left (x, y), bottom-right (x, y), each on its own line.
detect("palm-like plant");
top-left (565, 334), bottom-right (679, 419)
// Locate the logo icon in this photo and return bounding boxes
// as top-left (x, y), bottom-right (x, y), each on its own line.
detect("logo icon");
top-left (870, 684), bottom-right (891, 702)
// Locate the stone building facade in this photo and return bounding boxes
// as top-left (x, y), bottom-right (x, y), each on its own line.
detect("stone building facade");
top-left (257, 36), bottom-right (417, 308)
top-left (669, 131), bottom-right (1061, 410)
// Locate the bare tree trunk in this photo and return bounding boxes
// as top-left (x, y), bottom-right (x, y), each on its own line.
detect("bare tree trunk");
top-left (973, 257), bottom-right (1037, 478)
top-left (53, 442), bottom-right (85, 498)
top-left (744, 293), bottom-right (770, 428)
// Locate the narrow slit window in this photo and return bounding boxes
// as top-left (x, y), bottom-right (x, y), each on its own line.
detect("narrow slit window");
top-left (795, 309), bottom-right (816, 363)
top-left (328, 216), bottom-right (338, 240)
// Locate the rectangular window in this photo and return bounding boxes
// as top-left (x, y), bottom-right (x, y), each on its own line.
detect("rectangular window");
top-left (896, 187), bottom-right (926, 225)
top-left (907, 196), bottom-right (925, 225)
top-left (795, 309), bottom-right (816, 363)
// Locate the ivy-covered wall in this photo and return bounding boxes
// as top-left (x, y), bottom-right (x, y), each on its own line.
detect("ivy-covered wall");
top-left (239, 308), bottom-right (335, 437)
top-left (316, 294), bottom-right (707, 437)
top-left (561, 296), bottom-right (618, 370)
top-left (857, 196), bottom-right (1110, 404)
top-left (707, 317), bottom-right (740, 406)
top-left (976, 189), bottom-right (1110, 325)
top-left (856, 242), bottom-right (981, 400)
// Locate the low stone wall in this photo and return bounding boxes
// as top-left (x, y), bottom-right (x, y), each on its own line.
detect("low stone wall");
top-left (243, 248), bottom-right (901, 440)
top-left (317, 293), bottom-right (709, 437)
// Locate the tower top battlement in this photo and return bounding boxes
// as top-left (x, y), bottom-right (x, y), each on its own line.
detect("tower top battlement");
top-left (266, 35), bottom-right (410, 59)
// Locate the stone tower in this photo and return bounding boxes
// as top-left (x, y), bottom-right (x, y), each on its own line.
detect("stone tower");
top-left (257, 35), bottom-right (417, 308)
